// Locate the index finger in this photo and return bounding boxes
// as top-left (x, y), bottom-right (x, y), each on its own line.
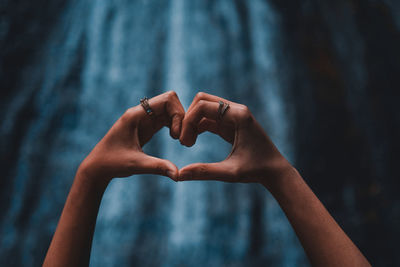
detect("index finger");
top-left (180, 99), bottom-right (236, 147)
top-left (187, 92), bottom-right (231, 113)
top-left (137, 91), bottom-right (185, 139)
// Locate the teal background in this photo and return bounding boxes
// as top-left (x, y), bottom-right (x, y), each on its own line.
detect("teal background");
top-left (1, 0), bottom-right (399, 266)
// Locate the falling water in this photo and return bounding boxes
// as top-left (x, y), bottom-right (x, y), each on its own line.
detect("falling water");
top-left (164, 0), bottom-right (207, 255)
top-left (0, 0), bottom-right (303, 265)
top-left (3, 0), bottom-right (399, 266)
top-left (0, 0), bottom-right (307, 265)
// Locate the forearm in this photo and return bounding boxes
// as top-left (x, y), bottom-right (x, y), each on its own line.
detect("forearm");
top-left (43, 170), bottom-right (109, 267)
top-left (262, 165), bottom-right (370, 267)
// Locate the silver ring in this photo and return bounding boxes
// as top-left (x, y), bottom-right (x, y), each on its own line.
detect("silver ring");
top-left (140, 97), bottom-right (154, 116)
top-left (218, 101), bottom-right (229, 120)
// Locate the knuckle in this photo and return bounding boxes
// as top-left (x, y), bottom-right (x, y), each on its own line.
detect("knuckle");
top-left (121, 108), bottom-right (135, 122)
top-left (230, 165), bottom-right (241, 178)
top-left (195, 92), bottom-right (206, 100)
top-left (197, 99), bottom-right (207, 109)
top-left (173, 112), bottom-right (184, 121)
top-left (237, 105), bottom-right (253, 124)
top-left (238, 104), bottom-right (250, 114)
top-left (167, 90), bottom-right (178, 99)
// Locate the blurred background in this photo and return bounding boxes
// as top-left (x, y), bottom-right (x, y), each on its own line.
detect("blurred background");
top-left (1, 0), bottom-right (399, 266)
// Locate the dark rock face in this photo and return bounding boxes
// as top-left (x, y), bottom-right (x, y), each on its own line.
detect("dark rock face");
top-left (0, 0), bottom-right (399, 266)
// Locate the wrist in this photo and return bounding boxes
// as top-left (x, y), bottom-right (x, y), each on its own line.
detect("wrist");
top-left (76, 160), bottom-right (111, 191)
top-left (258, 158), bottom-right (301, 193)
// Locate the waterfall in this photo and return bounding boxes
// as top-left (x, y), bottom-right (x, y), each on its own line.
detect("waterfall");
top-left (0, 0), bottom-right (308, 265)
top-left (6, 0), bottom-right (400, 266)
top-left (164, 0), bottom-right (205, 250)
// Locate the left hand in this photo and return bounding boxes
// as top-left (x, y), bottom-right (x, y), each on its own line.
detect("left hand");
top-left (78, 91), bottom-right (185, 182)
top-left (178, 92), bottom-right (292, 186)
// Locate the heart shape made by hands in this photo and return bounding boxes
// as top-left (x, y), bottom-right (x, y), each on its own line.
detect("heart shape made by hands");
top-left (132, 91), bottom-right (279, 184)
top-left (82, 91), bottom-right (280, 186)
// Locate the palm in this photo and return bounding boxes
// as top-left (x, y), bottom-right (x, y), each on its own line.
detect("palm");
top-left (179, 92), bottom-right (285, 184)
top-left (80, 91), bottom-right (185, 181)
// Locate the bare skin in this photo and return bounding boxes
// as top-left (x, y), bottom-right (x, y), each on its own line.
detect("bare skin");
top-left (43, 91), bottom-right (185, 267)
top-left (43, 91), bottom-right (371, 267)
top-left (179, 92), bottom-right (371, 267)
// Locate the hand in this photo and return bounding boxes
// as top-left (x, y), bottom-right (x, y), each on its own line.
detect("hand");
top-left (178, 92), bottom-right (293, 186)
top-left (79, 91), bottom-right (185, 182)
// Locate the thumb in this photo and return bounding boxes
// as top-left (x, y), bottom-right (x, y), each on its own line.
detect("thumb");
top-left (136, 154), bottom-right (179, 181)
top-left (178, 161), bottom-right (236, 182)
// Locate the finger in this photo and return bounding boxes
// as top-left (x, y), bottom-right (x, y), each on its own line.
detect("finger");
top-left (169, 101), bottom-right (184, 139)
top-left (197, 118), bottom-right (219, 135)
top-left (180, 100), bottom-right (234, 147)
top-left (180, 100), bottom-right (219, 146)
top-left (136, 91), bottom-right (185, 139)
top-left (135, 154), bottom-right (179, 181)
top-left (178, 161), bottom-right (237, 182)
top-left (187, 92), bottom-right (231, 113)
top-left (197, 118), bottom-right (234, 143)
top-left (153, 91), bottom-right (185, 139)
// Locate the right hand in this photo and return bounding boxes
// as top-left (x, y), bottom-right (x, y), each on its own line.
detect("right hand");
top-left (79, 91), bottom-right (185, 182)
top-left (178, 92), bottom-right (295, 187)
